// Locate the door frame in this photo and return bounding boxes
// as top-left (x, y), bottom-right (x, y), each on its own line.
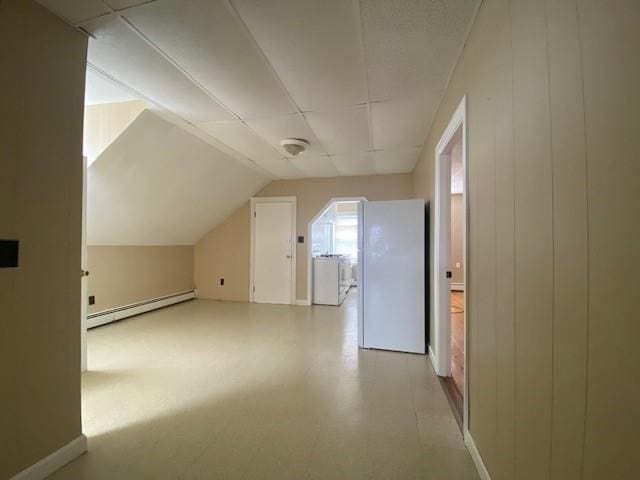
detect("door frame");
top-left (433, 96), bottom-right (468, 429)
top-left (249, 196), bottom-right (297, 305)
top-left (306, 197), bottom-right (367, 306)
top-left (81, 156), bottom-right (88, 373)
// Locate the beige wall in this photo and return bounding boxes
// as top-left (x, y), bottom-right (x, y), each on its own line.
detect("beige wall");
top-left (87, 246), bottom-right (194, 313)
top-left (0, 1), bottom-right (87, 477)
top-left (195, 203), bottom-right (251, 302)
top-left (412, 0), bottom-right (639, 479)
top-left (450, 194), bottom-right (463, 284)
top-left (195, 174), bottom-right (414, 301)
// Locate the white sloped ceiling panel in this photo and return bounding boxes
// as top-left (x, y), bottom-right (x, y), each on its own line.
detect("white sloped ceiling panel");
top-left (304, 105), bottom-right (371, 155)
top-left (82, 15), bottom-right (233, 123)
top-left (290, 155), bottom-right (339, 178)
top-left (231, 0), bottom-right (367, 111)
top-left (123, 0), bottom-right (296, 119)
top-left (87, 110), bottom-right (270, 245)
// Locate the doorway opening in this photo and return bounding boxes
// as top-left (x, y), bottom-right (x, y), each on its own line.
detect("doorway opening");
top-left (307, 198), bottom-right (364, 307)
top-left (250, 196), bottom-right (297, 305)
top-left (433, 96), bottom-right (468, 428)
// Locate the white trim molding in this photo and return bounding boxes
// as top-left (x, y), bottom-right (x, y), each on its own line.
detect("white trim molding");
top-left (464, 430), bottom-right (492, 480)
top-left (451, 283), bottom-right (465, 291)
top-left (10, 434), bottom-right (87, 480)
top-left (428, 345), bottom-right (438, 370)
top-left (86, 290), bottom-right (195, 329)
top-left (434, 95), bottom-right (469, 432)
top-left (296, 299), bottom-right (311, 306)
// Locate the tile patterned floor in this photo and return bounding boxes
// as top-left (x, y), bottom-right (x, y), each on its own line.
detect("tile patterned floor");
top-left (49, 290), bottom-right (478, 479)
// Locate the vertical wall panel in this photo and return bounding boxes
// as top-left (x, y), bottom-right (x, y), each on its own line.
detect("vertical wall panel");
top-left (511, 1), bottom-right (555, 478)
top-left (578, 1), bottom-right (640, 478)
top-left (492, 2), bottom-right (516, 478)
top-left (545, 1), bottom-right (589, 478)
top-left (411, 0), bottom-right (639, 477)
top-left (469, 92), bottom-right (498, 470)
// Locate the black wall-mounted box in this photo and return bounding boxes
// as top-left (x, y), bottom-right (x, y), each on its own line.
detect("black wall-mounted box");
top-left (0, 240), bottom-right (19, 268)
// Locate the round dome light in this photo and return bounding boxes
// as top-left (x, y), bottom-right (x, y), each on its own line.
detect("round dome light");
top-left (280, 138), bottom-right (309, 156)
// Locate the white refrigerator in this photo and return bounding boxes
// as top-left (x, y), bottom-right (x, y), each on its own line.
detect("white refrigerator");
top-left (358, 199), bottom-right (425, 354)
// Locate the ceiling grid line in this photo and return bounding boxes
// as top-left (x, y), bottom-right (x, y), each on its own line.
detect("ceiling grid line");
top-left (352, 0), bottom-right (377, 174)
top-left (224, 0), bottom-right (337, 168)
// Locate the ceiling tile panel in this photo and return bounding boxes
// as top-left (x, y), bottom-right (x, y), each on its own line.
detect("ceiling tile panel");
top-left (304, 105), bottom-right (371, 155)
top-left (374, 147), bottom-right (422, 174)
top-left (244, 113), bottom-right (326, 157)
top-left (85, 68), bottom-right (139, 105)
top-left (331, 152), bottom-right (376, 176)
top-left (124, 0), bottom-right (296, 119)
top-left (83, 16), bottom-right (233, 123)
top-left (36, 0), bottom-right (110, 23)
top-left (104, 0), bottom-right (155, 10)
top-left (360, 0), bottom-right (479, 102)
top-left (198, 121), bottom-right (282, 163)
top-left (370, 96), bottom-right (438, 150)
top-left (231, 0), bottom-right (367, 111)
top-left (291, 155), bottom-right (340, 178)
top-left (253, 158), bottom-right (305, 179)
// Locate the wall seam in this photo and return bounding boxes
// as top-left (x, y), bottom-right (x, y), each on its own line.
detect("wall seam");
top-left (574, 0), bottom-right (590, 477)
top-left (507, 0), bottom-right (518, 475)
top-left (492, 99), bottom-right (499, 473)
top-left (543, 1), bottom-right (557, 477)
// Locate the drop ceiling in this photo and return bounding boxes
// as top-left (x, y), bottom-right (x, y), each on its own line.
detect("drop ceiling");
top-left (38, 0), bottom-right (479, 179)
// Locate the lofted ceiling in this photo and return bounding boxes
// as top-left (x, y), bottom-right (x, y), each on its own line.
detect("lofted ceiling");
top-left (38, 0), bottom-right (479, 179)
top-left (87, 109), bottom-right (269, 245)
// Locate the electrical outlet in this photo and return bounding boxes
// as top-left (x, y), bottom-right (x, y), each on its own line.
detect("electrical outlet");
top-left (88, 295), bottom-right (95, 306)
top-left (220, 278), bottom-right (225, 286)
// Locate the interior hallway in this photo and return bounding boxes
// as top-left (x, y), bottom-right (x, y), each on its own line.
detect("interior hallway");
top-left (49, 291), bottom-right (477, 479)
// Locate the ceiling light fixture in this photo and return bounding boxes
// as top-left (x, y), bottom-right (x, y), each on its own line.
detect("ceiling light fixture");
top-left (280, 138), bottom-right (309, 156)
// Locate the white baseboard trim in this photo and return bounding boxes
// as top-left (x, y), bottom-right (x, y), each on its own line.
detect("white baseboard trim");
top-left (428, 345), bottom-right (438, 371)
top-left (451, 283), bottom-right (465, 291)
top-left (296, 299), bottom-right (311, 306)
top-left (86, 290), bottom-right (196, 329)
top-left (11, 434), bottom-right (87, 480)
top-left (464, 430), bottom-right (492, 480)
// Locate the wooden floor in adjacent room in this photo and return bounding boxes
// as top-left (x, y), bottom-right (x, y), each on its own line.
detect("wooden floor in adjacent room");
top-left (48, 290), bottom-right (478, 480)
top-left (441, 291), bottom-right (465, 421)
top-left (451, 290), bottom-right (465, 397)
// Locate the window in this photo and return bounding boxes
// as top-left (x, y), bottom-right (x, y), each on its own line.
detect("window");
top-left (334, 215), bottom-right (357, 262)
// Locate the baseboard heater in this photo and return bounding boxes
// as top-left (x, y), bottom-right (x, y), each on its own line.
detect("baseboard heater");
top-left (86, 290), bottom-right (196, 329)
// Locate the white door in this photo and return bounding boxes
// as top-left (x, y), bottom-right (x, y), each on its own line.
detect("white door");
top-left (253, 202), bottom-right (293, 304)
top-left (362, 199), bottom-right (425, 354)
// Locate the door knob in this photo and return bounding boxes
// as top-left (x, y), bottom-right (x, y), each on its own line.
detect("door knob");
top-left (286, 254), bottom-right (292, 259)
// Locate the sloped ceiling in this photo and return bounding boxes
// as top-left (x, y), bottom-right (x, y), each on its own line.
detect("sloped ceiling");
top-left (87, 109), bottom-right (269, 245)
top-left (37, 0), bottom-right (480, 179)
